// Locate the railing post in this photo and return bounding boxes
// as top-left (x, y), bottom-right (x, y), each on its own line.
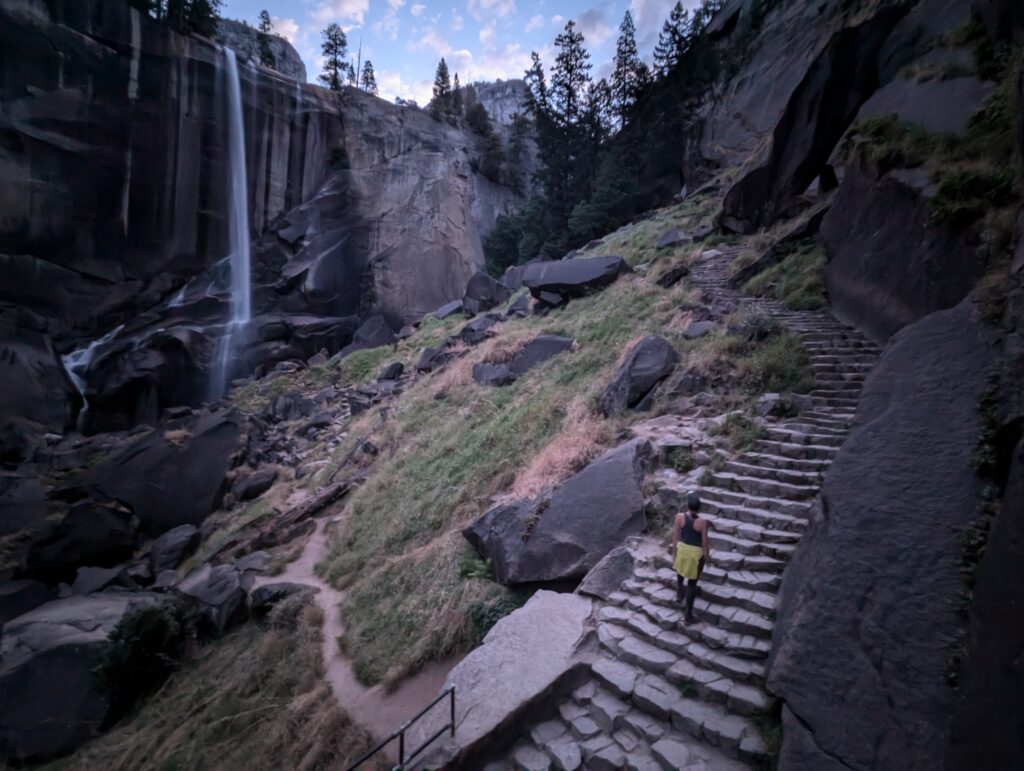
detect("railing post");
top-left (449, 686), bottom-right (456, 737)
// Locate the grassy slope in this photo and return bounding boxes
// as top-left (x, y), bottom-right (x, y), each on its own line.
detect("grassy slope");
top-left (42, 599), bottom-right (377, 771)
top-left (307, 192), bottom-right (813, 687)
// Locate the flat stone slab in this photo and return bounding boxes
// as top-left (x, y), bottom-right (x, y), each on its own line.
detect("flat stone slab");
top-left (410, 590), bottom-right (591, 761)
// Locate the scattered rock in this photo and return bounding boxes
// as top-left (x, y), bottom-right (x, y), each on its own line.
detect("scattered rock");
top-left (232, 467), bottom-right (278, 502)
top-left (506, 293), bottom-right (530, 318)
top-left (149, 524), bottom-right (200, 574)
top-left (599, 336), bottom-right (678, 416)
top-left (472, 335), bottom-right (574, 387)
top-left (235, 551), bottom-right (272, 574)
top-left (465, 440), bottom-right (653, 584)
top-left (378, 362), bottom-right (404, 381)
top-left (458, 315), bottom-right (501, 345)
top-left (177, 564), bottom-right (247, 637)
top-left (463, 272), bottom-right (512, 315)
top-left (249, 582), bottom-right (314, 615)
top-left (417, 343), bottom-right (456, 373)
top-left (340, 314), bottom-right (396, 356)
top-left (656, 228), bottom-right (692, 249)
top-left (152, 570), bottom-right (180, 591)
top-left (262, 393), bottom-right (316, 423)
top-left (577, 545), bottom-right (635, 601)
top-left (435, 300), bottom-right (465, 319)
top-left (683, 320), bottom-right (717, 340)
top-left (655, 264), bottom-right (689, 288)
top-left (0, 593), bottom-right (167, 762)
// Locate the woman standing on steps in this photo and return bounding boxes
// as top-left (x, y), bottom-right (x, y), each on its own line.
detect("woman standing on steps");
top-left (672, 490), bottom-right (712, 625)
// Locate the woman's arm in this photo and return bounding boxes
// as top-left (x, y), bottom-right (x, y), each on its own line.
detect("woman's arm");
top-left (670, 513), bottom-right (681, 554)
top-left (702, 520), bottom-right (711, 562)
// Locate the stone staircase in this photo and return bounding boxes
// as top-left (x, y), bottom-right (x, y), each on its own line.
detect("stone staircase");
top-left (476, 249), bottom-right (881, 770)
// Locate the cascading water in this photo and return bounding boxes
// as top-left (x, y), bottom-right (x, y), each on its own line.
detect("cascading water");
top-left (62, 324), bottom-right (125, 432)
top-left (210, 46), bottom-right (252, 398)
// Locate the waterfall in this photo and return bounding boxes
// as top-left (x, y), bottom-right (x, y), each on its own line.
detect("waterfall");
top-left (210, 47), bottom-right (252, 399)
top-left (62, 325), bottom-right (124, 432)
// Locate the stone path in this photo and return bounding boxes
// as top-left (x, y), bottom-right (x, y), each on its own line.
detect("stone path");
top-left (477, 248), bottom-right (880, 769)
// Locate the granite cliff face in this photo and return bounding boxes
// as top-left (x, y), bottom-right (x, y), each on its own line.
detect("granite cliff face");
top-left (0, 0), bottom-right (523, 432)
top-left (216, 18), bottom-right (306, 82)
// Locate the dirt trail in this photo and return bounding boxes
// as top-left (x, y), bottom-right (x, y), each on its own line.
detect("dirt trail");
top-left (254, 515), bottom-right (462, 751)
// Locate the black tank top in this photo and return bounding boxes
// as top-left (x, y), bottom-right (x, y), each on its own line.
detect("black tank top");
top-left (680, 513), bottom-right (703, 547)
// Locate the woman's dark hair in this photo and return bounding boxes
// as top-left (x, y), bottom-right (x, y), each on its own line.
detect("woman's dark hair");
top-left (686, 491), bottom-right (701, 512)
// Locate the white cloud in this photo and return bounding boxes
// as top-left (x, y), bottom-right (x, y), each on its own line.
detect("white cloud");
top-left (577, 8), bottom-right (612, 46)
top-left (451, 8), bottom-right (465, 31)
top-left (311, 0), bottom-right (370, 25)
top-left (374, 4), bottom-right (402, 39)
top-left (406, 26), bottom-right (452, 56)
top-left (479, 20), bottom-right (496, 46)
top-left (466, 0), bottom-right (517, 22)
top-left (388, 0), bottom-right (405, 8)
top-left (450, 43), bottom-right (533, 85)
top-left (411, 3), bottom-right (426, 16)
top-left (272, 16), bottom-right (299, 43)
top-left (376, 69), bottom-right (434, 104)
top-left (550, 14), bottom-right (565, 27)
top-left (525, 14), bottom-right (544, 32)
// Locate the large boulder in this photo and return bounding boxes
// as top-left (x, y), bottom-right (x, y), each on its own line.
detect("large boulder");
top-left (340, 314), bottom-right (395, 357)
top-left (822, 160), bottom-right (983, 341)
top-left (768, 299), bottom-right (994, 770)
top-left (0, 593), bottom-right (166, 763)
top-left (463, 272), bottom-right (512, 315)
top-left (82, 410), bottom-right (240, 534)
top-left (249, 581), bottom-right (315, 616)
top-left (177, 564), bottom-right (247, 637)
top-left (0, 580), bottom-right (50, 625)
top-left (149, 524), bottom-right (200, 574)
top-left (24, 500), bottom-right (136, 583)
top-left (232, 467), bottom-right (278, 502)
top-left (521, 256), bottom-right (630, 302)
top-left (598, 336), bottom-right (678, 415)
top-left (465, 439), bottom-right (653, 585)
top-left (408, 591), bottom-right (593, 766)
top-left (946, 436), bottom-right (1024, 768)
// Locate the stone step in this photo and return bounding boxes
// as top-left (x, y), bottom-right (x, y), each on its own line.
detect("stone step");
top-left (700, 485), bottom-right (814, 515)
top-left (710, 530), bottom-right (798, 560)
top-left (799, 332), bottom-right (878, 346)
top-left (703, 512), bottom-right (804, 543)
top-left (763, 427), bottom-right (844, 447)
top-left (789, 415), bottom-right (850, 430)
top-left (810, 362), bottom-right (874, 374)
top-left (628, 579), bottom-right (775, 637)
top-left (641, 568), bottom-right (779, 618)
top-left (808, 396), bottom-right (861, 410)
top-left (808, 388), bottom-right (862, 400)
top-left (741, 451), bottom-right (833, 472)
top-left (809, 353), bottom-right (876, 365)
top-left (721, 459), bottom-right (825, 486)
top-left (812, 370), bottom-right (867, 382)
top-left (608, 587), bottom-right (774, 657)
top-left (709, 470), bottom-right (820, 501)
top-left (701, 563), bottom-right (783, 593)
top-left (572, 679), bottom-right (768, 766)
top-left (750, 439), bottom-right (838, 461)
top-left (774, 420), bottom-right (847, 436)
top-left (698, 497), bottom-right (810, 532)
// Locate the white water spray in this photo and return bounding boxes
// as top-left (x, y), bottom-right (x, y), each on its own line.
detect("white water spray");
top-left (62, 325), bottom-right (124, 431)
top-left (211, 47), bottom-right (252, 398)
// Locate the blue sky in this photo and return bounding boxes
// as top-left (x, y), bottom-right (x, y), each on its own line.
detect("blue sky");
top-left (221, 1), bottom-right (698, 103)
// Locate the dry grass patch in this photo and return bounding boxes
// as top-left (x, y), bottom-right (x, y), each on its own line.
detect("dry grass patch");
top-left (509, 399), bottom-right (613, 499)
top-left (44, 599), bottom-right (377, 771)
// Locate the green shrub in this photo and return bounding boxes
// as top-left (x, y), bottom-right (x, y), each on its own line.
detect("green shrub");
top-left (715, 413), bottom-right (767, 453)
top-left (739, 330), bottom-right (815, 394)
top-left (94, 604), bottom-right (187, 723)
top-left (743, 243), bottom-right (826, 311)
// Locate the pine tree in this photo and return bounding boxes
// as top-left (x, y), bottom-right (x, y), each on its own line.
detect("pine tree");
top-left (318, 23), bottom-right (348, 92)
top-left (452, 73), bottom-right (463, 116)
top-left (257, 10), bottom-right (275, 69)
top-left (361, 60), bottom-right (378, 95)
top-left (653, 2), bottom-right (691, 77)
top-left (611, 11), bottom-right (642, 129)
top-left (431, 58), bottom-right (452, 120)
top-left (185, 0), bottom-right (221, 38)
top-left (551, 20), bottom-right (591, 126)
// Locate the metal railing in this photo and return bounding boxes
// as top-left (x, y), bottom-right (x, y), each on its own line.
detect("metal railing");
top-left (347, 685), bottom-right (456, 771)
